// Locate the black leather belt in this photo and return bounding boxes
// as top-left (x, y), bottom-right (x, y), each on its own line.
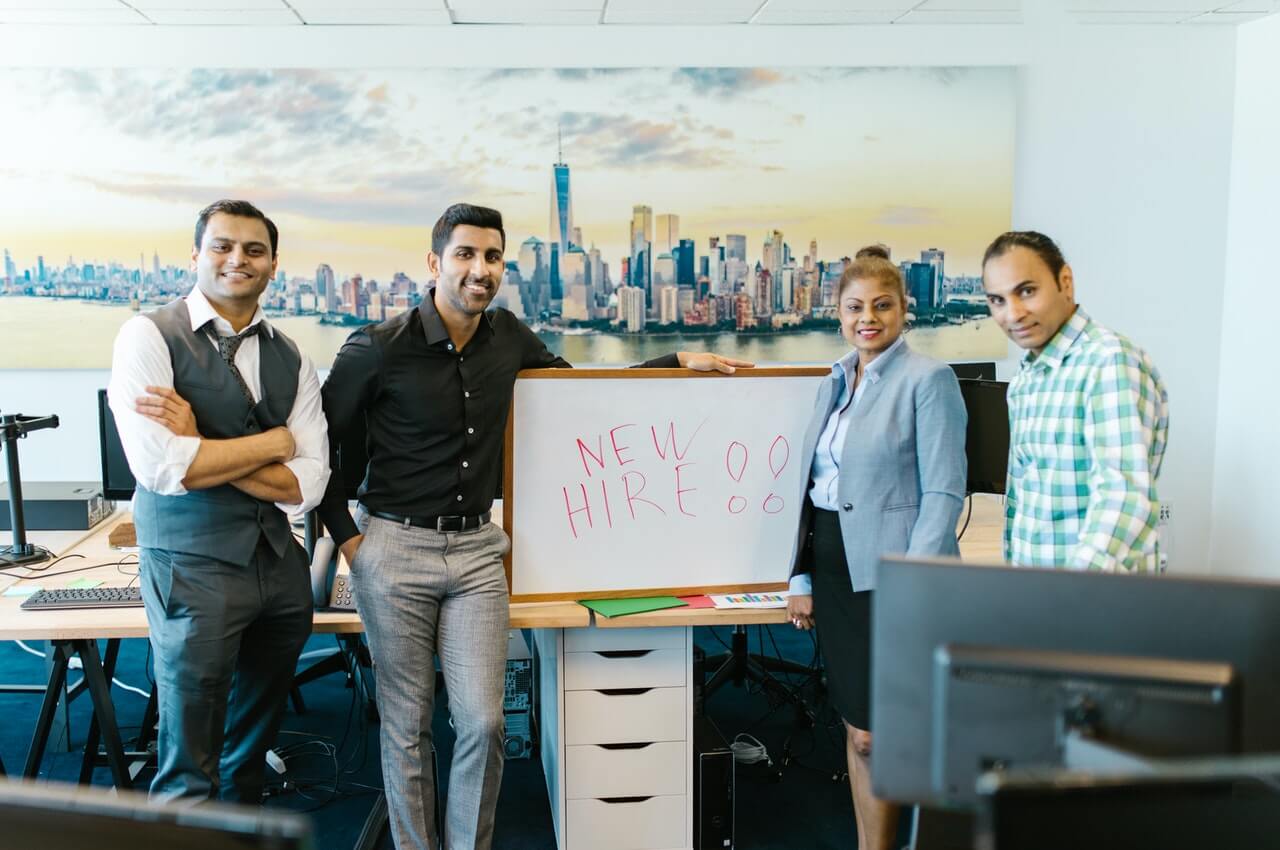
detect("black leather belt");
top-left (365, 508), bottom-right (491, 532)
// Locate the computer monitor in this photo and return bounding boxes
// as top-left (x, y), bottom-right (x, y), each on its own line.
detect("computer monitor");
top-left (977, 756), bottom-right (1280, 850)
top-left (871, 557), bottom-right (1280, 807)
top-left (97, 389), bottom-right (136, 501)
top-left (0, 779), bottom-right (314, 849)
top-left (958, 379), bottom-right (1009, 494)
top-left (949, 361), bottom-right (997, 381)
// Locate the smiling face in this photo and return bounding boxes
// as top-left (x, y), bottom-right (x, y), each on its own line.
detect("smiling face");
top-left (190, 212), bottom-right (277, 311)
top-left (982, 245), bottom-right (1076, 355)
top-left (839, 275), bottom-right (906, 363)
top-left (427, 223), bottom-right (505, 323)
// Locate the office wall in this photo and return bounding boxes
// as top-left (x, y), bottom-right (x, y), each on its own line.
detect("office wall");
top-left (1, 21), bottom-right (1238, 573)
top-left (1209, 14), bottom-right (1280, 579)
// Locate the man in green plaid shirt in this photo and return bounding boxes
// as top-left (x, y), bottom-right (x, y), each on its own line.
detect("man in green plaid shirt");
top-left (982, 232), bottom-right (1169, 572)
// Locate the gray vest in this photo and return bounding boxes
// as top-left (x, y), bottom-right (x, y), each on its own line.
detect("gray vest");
top-left (132, 298), bottom-right (301, 567)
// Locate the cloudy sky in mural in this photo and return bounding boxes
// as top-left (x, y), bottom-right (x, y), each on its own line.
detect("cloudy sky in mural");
top-left (0, 66), bottom-right (1013, 282)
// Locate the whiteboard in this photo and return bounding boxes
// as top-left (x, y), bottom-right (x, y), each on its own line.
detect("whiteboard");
top-left (504, 368), bottom-right (828, 602)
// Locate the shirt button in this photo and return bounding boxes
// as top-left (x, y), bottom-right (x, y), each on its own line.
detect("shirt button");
top-left (464, 391), bottom-right (470, 398)
top-left (447, 343), bottom-right (454, 350)
top-left (467, 427), bottom-right (475, 435)
top-left (462, 461), bottom-right (469, 468)
top-left (456, 494), bottom-right (463, 502)
top-left (842, 503), bottom-right (853, 511)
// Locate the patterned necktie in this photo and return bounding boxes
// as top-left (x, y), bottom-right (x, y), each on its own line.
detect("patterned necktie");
top-left (208, 323), bottom-right (260, 405)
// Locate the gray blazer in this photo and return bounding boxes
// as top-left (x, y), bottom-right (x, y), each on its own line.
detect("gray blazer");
top-left (789, 340), bottom-right (967, 593)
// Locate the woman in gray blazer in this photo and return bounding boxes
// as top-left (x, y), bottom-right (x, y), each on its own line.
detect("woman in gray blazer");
top-left (787, 246), bottom-right (967, 850)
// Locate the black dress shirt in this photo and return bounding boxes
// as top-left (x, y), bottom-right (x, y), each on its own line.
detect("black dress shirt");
top-left (318, 288), bottom-right (678, 545)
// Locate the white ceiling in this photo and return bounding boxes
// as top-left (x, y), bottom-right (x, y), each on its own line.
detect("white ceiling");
top-left (0, 0), bottom-right (1274, 26)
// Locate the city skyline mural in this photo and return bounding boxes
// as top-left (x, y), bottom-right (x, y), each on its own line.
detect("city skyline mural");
top-left (0, 66), bottom-right (1016, 369)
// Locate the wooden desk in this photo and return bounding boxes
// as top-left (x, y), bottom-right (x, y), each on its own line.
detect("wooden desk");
top-left (589, 493), bottom-right (1003, 630)
top-left (1, 512), bottom-right (588, 790)
top-left (2, 513), bottom-right (588, 639)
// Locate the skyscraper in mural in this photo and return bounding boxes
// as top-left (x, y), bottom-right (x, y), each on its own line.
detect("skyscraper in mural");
top-left (630, 204), bottom-right (653, 315)
top-left (549, 126), bottom-right (574, 305)
top-left (317, 263), bottom-right (336, 314)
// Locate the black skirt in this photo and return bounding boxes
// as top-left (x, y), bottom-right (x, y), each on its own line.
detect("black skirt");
top-left (811, 508), bottom-right (873, 731)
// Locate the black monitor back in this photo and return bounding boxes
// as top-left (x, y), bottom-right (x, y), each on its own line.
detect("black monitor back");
top-left (871, 558), bottom-right (1280, 807)
top-left (978, 757), bottom-right (1280, 850)
top-left (0, 779), bottom-right (313, 849)
top-left (949, 361), bottom-right (997, 381)
top-left (98, 389), bottom-right (136, 501)
top-left (958, 379), bottom-right (1009, 494)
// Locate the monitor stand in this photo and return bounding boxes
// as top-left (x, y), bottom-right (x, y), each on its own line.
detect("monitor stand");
top-left (1, 413), bottom-right (60, 567)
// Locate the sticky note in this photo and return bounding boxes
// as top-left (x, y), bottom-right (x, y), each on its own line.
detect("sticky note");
top-left (4, 585), bottom-right (42, 597)
top-left (67, 578), bottom-right (104, 589)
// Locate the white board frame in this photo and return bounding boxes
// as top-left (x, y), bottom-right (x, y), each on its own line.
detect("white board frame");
top-left (502, 367), bottom-right (828, 602)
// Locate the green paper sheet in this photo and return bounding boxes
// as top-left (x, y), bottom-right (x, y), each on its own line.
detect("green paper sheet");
top-left (67, 577), bottom-right (104, 589)
top-left (579, 596), bottom-right (688, 619)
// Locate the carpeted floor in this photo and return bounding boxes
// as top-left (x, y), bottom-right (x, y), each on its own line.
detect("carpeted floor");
top-left (1, 623), bottom-right (864, 849)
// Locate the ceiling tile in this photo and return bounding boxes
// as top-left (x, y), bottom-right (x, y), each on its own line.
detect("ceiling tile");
top-left (896, 9), bottom-right (1021, 22)
top-left (918, 0), bottom-right (1020, 9)
top-left (607, 0), bottom-right (760, 8)
top-left (289, 0), bottom-right (445, 8)
top-left (297, 7), bottom-right (451, 22)
top-left (144, 8), bottom-right (300, 22)
top-left (447, 0), bottom-right (601, 9)
top-left (131, 0), bottom-right (286, 8)
top-left (0, 8), bottom-right (148, 22)
top-left (753, 8), bottom-right (900, 22)
top-left (1217, 0), bottom-right (1278, 9)
top-left (760, 0), bottom-right (917, 9)
top-left (1070, 10), bottom-right (1193, 22)
top-left (1184, 9), bottom-right (1268, 21)
top-left (605, 9), bottom-right (756, 22)
top-left (452, 7), bottom-right (599, 22)
top-left (0, 0), bottom-right (120, 7)
top-left (1067, 1), bottom-right (1218, 10)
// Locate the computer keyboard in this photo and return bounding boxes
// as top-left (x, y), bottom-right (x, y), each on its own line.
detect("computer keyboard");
top-left (20, 586), bottom-right (144, 610)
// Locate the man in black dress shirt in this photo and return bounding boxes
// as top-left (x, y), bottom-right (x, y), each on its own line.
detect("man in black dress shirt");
top-left (319, 203), bottom-right (747, 850)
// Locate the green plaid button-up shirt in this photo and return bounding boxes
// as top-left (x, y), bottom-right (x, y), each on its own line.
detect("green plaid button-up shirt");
top-left (1004, 307), bottom-right (1169, 572)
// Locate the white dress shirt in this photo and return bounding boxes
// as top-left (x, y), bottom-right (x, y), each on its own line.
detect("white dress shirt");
top-left (790, 336), bottom-right (905, 596)
top-left (107, 286), bottom-right (329, 515)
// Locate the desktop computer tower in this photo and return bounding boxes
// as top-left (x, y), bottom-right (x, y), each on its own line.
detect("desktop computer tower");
top-left (693, 716), bottom-right (735, 849)
top-left (503, 630), bottom-right (535, 760)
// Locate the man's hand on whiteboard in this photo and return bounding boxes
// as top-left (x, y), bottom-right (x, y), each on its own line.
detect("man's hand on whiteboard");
top-left (787, 593), bottom-right (814, 631)
top-left (676, 351), bottom-right (755, 374)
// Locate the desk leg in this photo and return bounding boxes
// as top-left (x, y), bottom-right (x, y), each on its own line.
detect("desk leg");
top-left (23, 641), bottom-right (72, 778)
top-left (78, 638), bottom-right (121, 784)
top-left (43, 639), bottom-right (73, 753)
top-left (75, 639), bottom-right (132, 789)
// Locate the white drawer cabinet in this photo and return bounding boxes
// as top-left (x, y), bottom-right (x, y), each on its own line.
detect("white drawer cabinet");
top-left (564, 648), bottom-right (687, 691)
top-left (535, 626), bottom-right (694, 850)
top-left (566, 742), bottom-right (687, 799)
top-left (565, 687), bottom-right (686, 745)
top-left (566, 795), bottom-right (688, 850)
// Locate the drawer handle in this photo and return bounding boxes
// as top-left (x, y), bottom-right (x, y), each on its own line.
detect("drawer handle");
top-left (598, 796), bottom-right (653, 805)
top-left (596, 687), bottom-right (652, 696)
top-left (595, 649), bottom-right (652, 659)
top-left (598, 742), bottom-right (653, 751)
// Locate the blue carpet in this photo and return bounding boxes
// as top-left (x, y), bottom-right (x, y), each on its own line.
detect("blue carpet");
top-left (1, 624), bottom-right (859, 849)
